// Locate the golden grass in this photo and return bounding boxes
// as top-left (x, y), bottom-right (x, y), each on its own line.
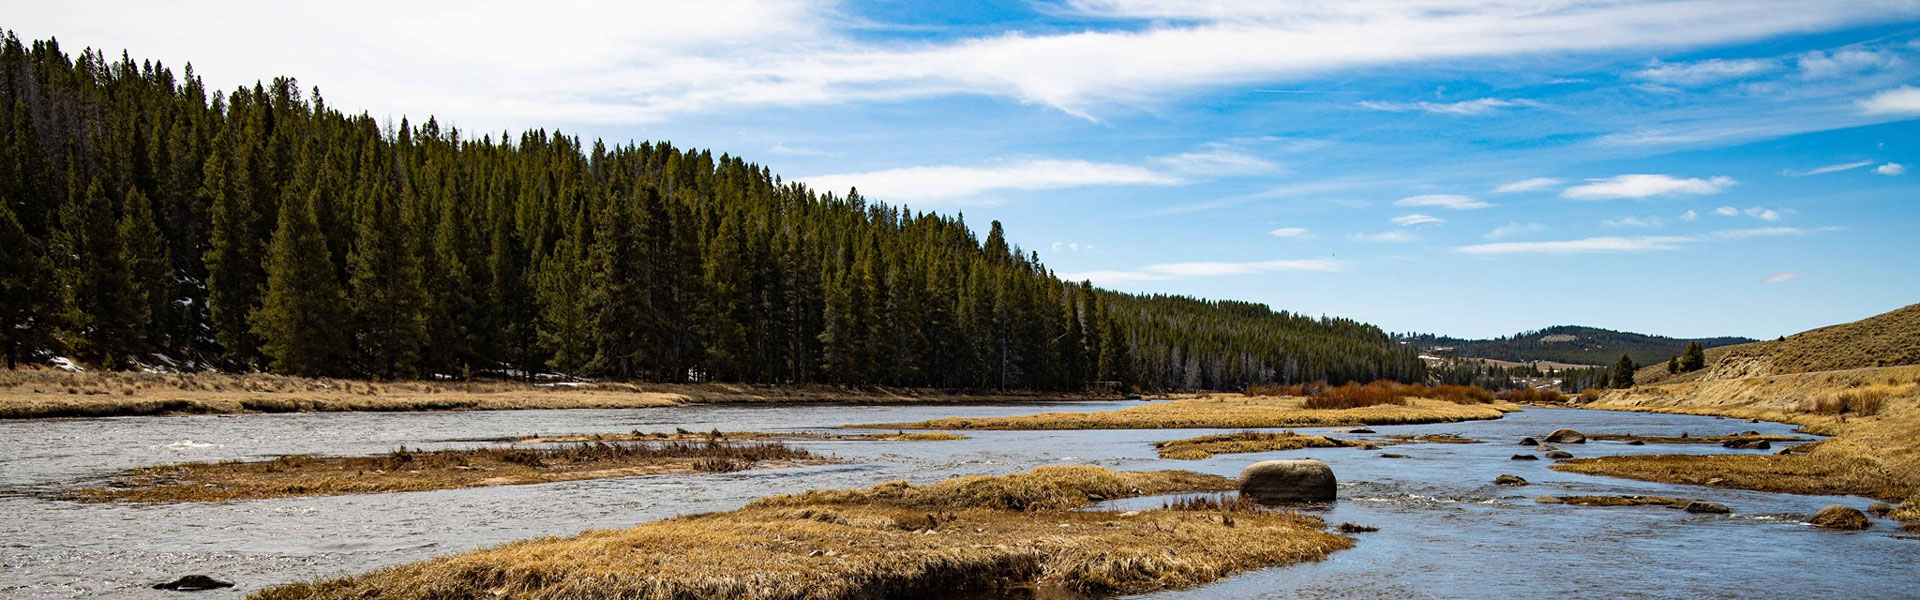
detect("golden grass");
top-left (75, 441), bottom-right (826, 503)
top-left (516, 430), bottom-right (967, 444)
top-left (250, 466), bottom-right (1355, 600)
top-left (1150, 431), bottom-right (1355, 460)
top-left (0, 370), bottom-right (1107, 419)
top-left (1573, 364), bottom-right (1920, 531)
top-left (1583, 433), bottom-right (1806, 445)
top-left (862, 395), bottom-right (1515, 431)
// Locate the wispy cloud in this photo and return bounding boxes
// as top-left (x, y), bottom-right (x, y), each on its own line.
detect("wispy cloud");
top-left (1711, 206), bottom-right (1784, 221)
top-left (1679, 209), bottom-right (1699, 221)
top-left (1390, 213), bottom-right (1444, 226)
top-left (1061, 257), bottom-right (1344, 284)
top-left (1151, 147), bottom-right (1282, 176)
top-left (1356, 98), bottom-right (1538, 116)
top-left (1798, 49), bottom-right (1903, 80)
top-left (1268, 227), bottom-right (1312, 238)
top-left (1349, 230), bottom-right (1417, 243)
top-left (1602, 215), bottom-right (1663, 228)
top-left (1791, 160), bottom-right (1875, 176)
top-left (1635, 57), bottom-right (1777, 86)
top-left (1456, 227), bottom-right (1821, 255)
top-left (1562, 174), bottom-right (1736, 200)
top-left (1394, 194), bottom-right (1491, 210)
top-left (1484, 222), bottom-right (1544, 240)
top-left (800, 158), bottom-right (1179, 204)
top-left (1878, 162), bottom-right (1908, 176)
top-left (1859, 86), bottom-right (1920, 115)
top-left (1049, 242), bottom-right (1095, 252)
top-left (1493, 177), bottom-right (1563, 193)
top-left (1761, 271), bottom-right (1800, 284)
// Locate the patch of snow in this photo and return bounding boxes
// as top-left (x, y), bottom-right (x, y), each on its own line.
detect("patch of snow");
top-left (49, 357), bottom-right (83, 372)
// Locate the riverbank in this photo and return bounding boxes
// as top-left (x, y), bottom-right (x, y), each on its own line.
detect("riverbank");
top-left (859, 394), bottom-right (1515, 430)
top-left (0, 370), bottom-right (1114, 419)
top-left (1561, 364), bottom-right (1920, 531)
top-left (75, 441), bottom-right (826, 503)
top-left (248, 466), bottom-right (1353, 600)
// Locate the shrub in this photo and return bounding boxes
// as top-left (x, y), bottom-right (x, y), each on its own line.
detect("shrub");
top-left (1498, 388), bottom-right (1565, 403)
top-left (1804, 389), bottom-right (1888, 416)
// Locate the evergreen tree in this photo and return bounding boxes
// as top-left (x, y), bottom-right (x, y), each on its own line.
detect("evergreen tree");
top-left (345, 161), bottom-right (427, 379)
top-left (118, 188), bottom-right (174, 350)
top-left (252, 188), bottom-right (349, 376)
top-left (1667, 356), bottom-right (1679, 374)
top-left (1097, 313), bottom-right (1135, 391)
top-left (55, 178), bottom-right (146, 369)
top-left (1680, 341), bottom-right (1706, 372)
top-left (201, 130), bottom-right (264, 366)
top-left (1610, 354), bottom-right (1636, 389)
top-left (0, 197), bottom-right (59, 367)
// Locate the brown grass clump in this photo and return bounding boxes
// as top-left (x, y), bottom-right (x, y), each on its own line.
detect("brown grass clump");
top-left (1151, 431), bottom-right (1355, 460)
top-left (1300, 381), bottom-right (1495, 410)
top-left (1384, 433), bottom-right (1480, 444)
top-left (1577, 388), bottom-right (1602, 403)
top-left (1552, 453), bottom-right (1907, 503)
top-left (862, 394), bottom-right (1513, 431)
top-left (75, 441), bottom-right (826, 503)
top-left (249, 466), bottom-right (1354, 600)
top-left (1499, 388), bottom-right (1566, 404)
top-left (1803, 388), bottom-right (1888, 416)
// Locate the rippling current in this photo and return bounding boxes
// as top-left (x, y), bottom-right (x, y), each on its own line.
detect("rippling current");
top-left (2, 402), bottom-right (1913, 599)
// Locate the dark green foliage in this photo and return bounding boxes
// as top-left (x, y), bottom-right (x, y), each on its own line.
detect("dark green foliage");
top-left (1399, 326), bottom-right (1752, 367)
top-left (1667, 356), bottom-right (1679, 374)
top-left (1610, 354), bottom-right (1636, 389)
top-left (0, 32), bottom-right (1427, 389)
top-left (1680, 341), bottom-right (1706, 372)
top-left (0, 196), bottom-right (59, 367)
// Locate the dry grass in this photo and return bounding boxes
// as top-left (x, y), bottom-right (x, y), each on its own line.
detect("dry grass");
top-left (1384, 433), bottom-right (1481, 444)
top-left (75, 441), bottom-right (826, 503)
top-left (862, 394), bottom-right (1514, 431)
top-left (516, 430), bottom-right (966, 444)
top-left (0, 370), bottom-right (1107, 419)
top-left (1150, 431), bottom-right (1356, 460)
top-left (1537, 495), bottom-right (1695, 508)
top-left (249, 466), bottom-right (1355, 600)
top-left (1574, 364), bottom-right (1920, 531)
top-left (1498, 388), bottom-right (1566, 404)
top-left (1583, 433), bottom-right (1806, 445)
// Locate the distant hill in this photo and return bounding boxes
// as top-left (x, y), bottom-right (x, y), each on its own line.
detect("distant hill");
top-left (1636, 303), bottom-right (1920, 384)
top-left (1398, 326), bottom-right (1755, 367)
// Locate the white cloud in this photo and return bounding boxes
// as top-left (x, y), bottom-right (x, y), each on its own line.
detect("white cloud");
top-left (1743, 207), bottom-right (1782, 221)
top-left (1349, 230), bottom-right (1417, 243)
top-left (1602, 215), bottom-right (1663, 228)
top-left (1561, 174), bottom-right (1736, 200)
top-left (1390, 213), bottom-right (1444, 226)
top-left (1395, 194), bottom-right (1491, 210)
top-left (1878, 162), bottom-right (1908, 176)
top-left (1798, 49), bottom-right (1901, 79)
top-left (1761, 272), bottom-right (1800, 284)
top-left (800, 158), bottom-right (1179, 204)
top-left (1356, 98), bottom-right (1537, 116)
top-left (1715, 206), bottom-right (1739, 216)
top-left (1150, 148), bottom-right (1281, 176)
top-left (1679, 209), bottom-right (1698, 221)
top-left (1456, 227), bottom-right (1818, 255)
top-left (1635, 57), bottom-right (1777, 85)
top-left (1859, 86), bottom-right (1920, 116)
top-left (768, 143), bottom-right (831, 157)
top-left (1049, 242), bottom-right (1093, 252)
top-left (1267, 227), bottom-right (1312, 238)
top-left (10, 1), bottom-right (1916, 128)
top-left (1493, 178), bottom-right (1563, 193)
top-left (1484, 222), bottom-right (1545, 240)
top-left (1062, 257), bottom-right (1344, 284)
top-left (1794, 160), bottom-right (1875, 176)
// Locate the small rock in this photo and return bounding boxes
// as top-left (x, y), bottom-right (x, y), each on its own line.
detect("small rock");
top-left (1518, 437), bottom-right (1539, 446)
top-left (1683, 501), bottom-right (1731, 514)
top-left (1866, 503), bottom-right (1894, 518)
top-left (1535, 495), bottom-right (1565, 504)
top-left (1337, 522), bottom-right (1379, 533)
top-left (1806, 505), bottom-right (1872, 530)
top-left (1378, 453), bottom-right (1409, 459)
top-left (153, 576), bottom-right (234, 591)
top-left (1775, 447), bottom-right (1795, 455)
top-left (1511, 454), bottom-right (1539, 461)
top-left (1545, 450), bottom-right (1574, 459)
top-left (1118, 510), bottom-right (1141, 518)
top-left (1346, 428), bottom-right (1376, 434)
top-left (1625, 440), bottom-right (1646, 446)
top-left (1354, 442), bottom-right (1379, 450)
top-left (1679, 432), bottom-right (1690, 439)
top-left (1493, 474), bottom-right (1528, 486)
top-left (1722, 439), bottom-right (1770, 450)
top-left (1742, 430), bottom-right (1760, 436)
top-left (1545, 429), bottom-right (1586, 444)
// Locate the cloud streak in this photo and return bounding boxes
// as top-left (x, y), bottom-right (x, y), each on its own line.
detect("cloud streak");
top-left (1456, 227), bottom-right (1821, 255)
top-left (1562, 174), bottom-right (1736, 200)
top-left (1357, 98), bottom-right (1537, 116)
top-left (1061, 257), bottom-right (1344, 284)
top-left (1394, 194), bottom-right (1491, 210)
top-left (800, 158), bottom-right (1179, 204)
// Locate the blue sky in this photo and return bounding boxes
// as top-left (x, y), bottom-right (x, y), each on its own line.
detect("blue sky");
top-left (11, 0), bottom-right (1920, 339)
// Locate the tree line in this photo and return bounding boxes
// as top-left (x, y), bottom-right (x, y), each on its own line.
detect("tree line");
top-left (0, 33), bottom-right (1427, 390)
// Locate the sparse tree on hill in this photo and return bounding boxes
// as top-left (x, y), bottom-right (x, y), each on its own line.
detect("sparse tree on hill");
top-left (1680, 341), bottom-right (1706, 372)
top-left (1610, 354), bottom-right (1636, 388)
top-left (1667, 356), bottom-right (1679, 374)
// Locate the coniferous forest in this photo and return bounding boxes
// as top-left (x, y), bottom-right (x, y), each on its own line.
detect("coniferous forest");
top-left (0, 33), bottom-right (1426, 390)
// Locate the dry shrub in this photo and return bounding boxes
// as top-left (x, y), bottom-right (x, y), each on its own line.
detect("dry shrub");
top-left (1803, 389), bottom-right (1888, 416)
top-left (1498, 388), bottom-right (1565, 403)
top-left (1301, 381), bottom-right (1492, 409)
top-left (1578, 388), bottom-right (1602, 403)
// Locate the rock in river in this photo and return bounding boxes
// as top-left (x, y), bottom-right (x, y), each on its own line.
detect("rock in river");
top-left (1867, 503), bottom-right (1894, 517)
top-left (153, 575), bottom-right (234, 591)
top-left (1545, 429), bottom-right (1586, 444)
top-left (1683, 501), bottom-right (1731, 514)
top-left (1545, 450), bottom-right (1574, 459)
top-left (1493, 474), bottom-right (1528, 486)
top-left (1346, 428), bottom-right (1376, 434)
top-left (1806, 505), bottom-right (1872, 530)
top-left (1517, 437), bottom-right (1539, 446)
top-left (1239, 459), bottom-right (1336, 503)
top-left (1511, 454), bottom-right (1539, 461)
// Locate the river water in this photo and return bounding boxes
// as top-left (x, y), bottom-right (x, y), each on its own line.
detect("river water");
top-left (1, 402), bottom-right (1912, 599)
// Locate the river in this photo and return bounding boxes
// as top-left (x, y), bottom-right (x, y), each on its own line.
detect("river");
top-left (1, 402), bottom-right (1912, 599)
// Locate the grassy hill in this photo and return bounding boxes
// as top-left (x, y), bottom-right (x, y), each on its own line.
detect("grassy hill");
top-left (1635, 303), bottom-right (1920, 385)
top-left (1399, 326), bottom-right (1753, 367)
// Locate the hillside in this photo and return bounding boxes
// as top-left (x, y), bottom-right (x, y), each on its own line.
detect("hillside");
top-left (0, 33), bottom-right (1421, 390)
top-left (1399, 326), bottom-right (1753, 367)
top-left (1634, 303), bottom-right (1920, 386)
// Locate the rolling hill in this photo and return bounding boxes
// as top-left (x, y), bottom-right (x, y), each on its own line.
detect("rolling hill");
top-left (1634, 302), bottom-right (1920, 385)
top-left (1398, 326), bottom-right (1755, 367)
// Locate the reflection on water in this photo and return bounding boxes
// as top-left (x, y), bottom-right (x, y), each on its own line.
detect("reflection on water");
top-left (1, 403), bottom-right (1912, 599)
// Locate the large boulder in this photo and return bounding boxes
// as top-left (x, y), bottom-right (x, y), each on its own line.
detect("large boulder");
top-left (1239, 459), bottom-right (1336, 503)
top-left (1545, 429), bottom-right (1586, 444)
top-left (153, 575), bottom-right (234, 591)
top-left (1493, 474), bottom-right (1528, 486)
top-left (1517, 437), bottom-right (1539, 446)
top-left (1806, 505), bottom-right (1872, 530)
top-left (1510, 454), bottom-right (1539, 461)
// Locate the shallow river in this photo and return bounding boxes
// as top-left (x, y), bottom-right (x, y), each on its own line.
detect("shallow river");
top-left (2, 402), bottom-right (1913, 599)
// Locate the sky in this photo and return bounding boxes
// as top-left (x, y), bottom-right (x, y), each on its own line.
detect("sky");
top-left (8, 0), bottom-right (1920, 339)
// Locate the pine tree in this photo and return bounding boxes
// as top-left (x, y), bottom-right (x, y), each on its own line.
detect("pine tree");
top-left (345, 161), bottom-right (427, 379)
top-left (252, 188), bottom-right (349, 376)
top-left (55, 178), bottom-right (147, 369)
top-left (1680, 341), bottom-right (1706, 372)
top-left (536, 206), bottom-right (594, 375)
top-left (118, 188), bottom-right (174, 350)
top-left (1667, 356), bottom-right (1679, 374)
top-left (0, 197), bottom-right (59, 368)
top-left (202, 131), bottom-right (264, 366)
top-left (1610, 354), bottom-right (1636, 388)
top-left (1097, 313), bottom-right (1135, 391)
